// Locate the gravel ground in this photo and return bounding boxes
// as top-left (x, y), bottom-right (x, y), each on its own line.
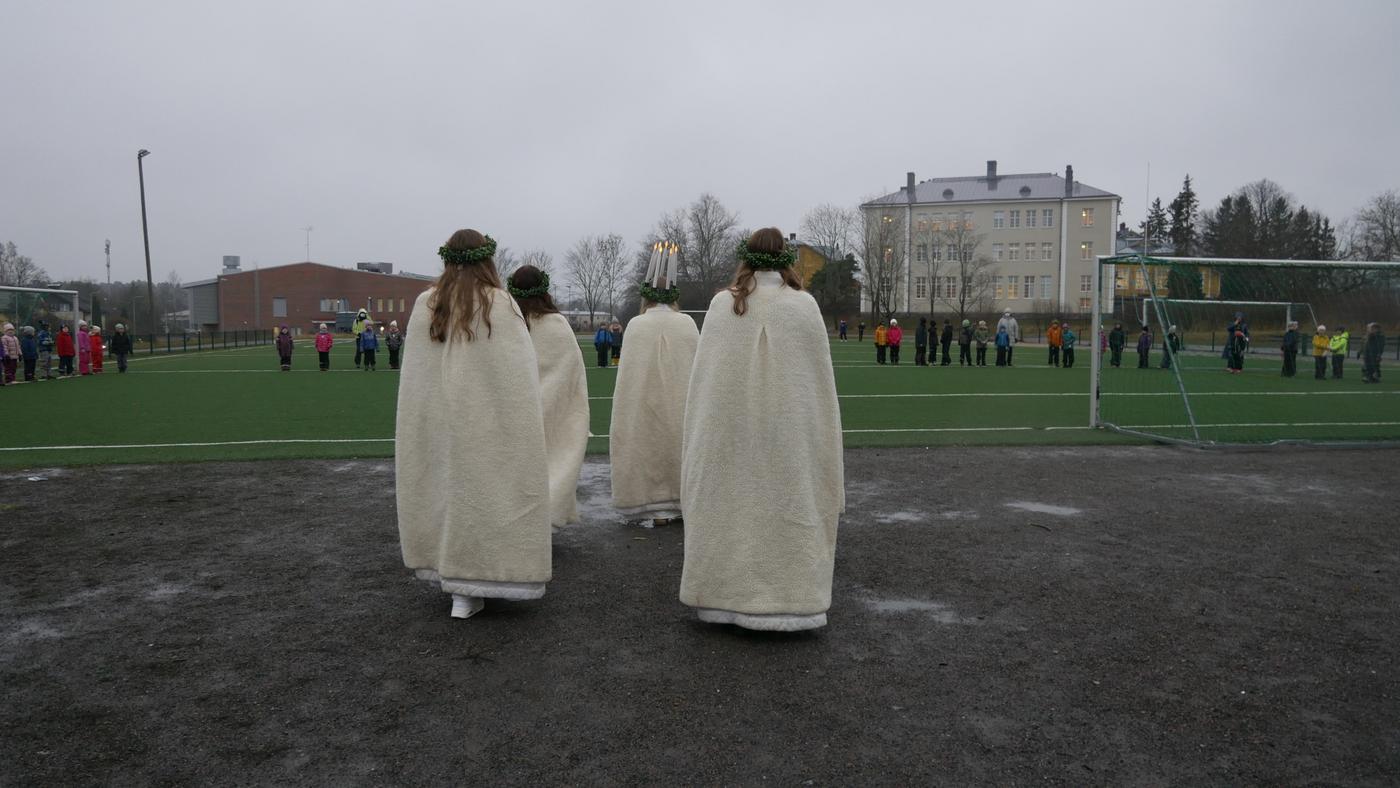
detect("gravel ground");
top-left (2, 447), bottom-right (1398, 786)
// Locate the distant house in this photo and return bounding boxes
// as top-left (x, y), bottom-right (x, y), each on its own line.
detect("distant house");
top-left (1113, 224), bottom-right (1221, 298)
top-left (184, 260), bottom-right (437, 334)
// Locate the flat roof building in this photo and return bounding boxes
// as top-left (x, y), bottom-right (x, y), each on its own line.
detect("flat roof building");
top-left (184, 261), bottom-right (437, 334)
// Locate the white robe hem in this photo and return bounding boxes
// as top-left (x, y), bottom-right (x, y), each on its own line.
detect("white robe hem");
top-left (415, 569), bottom-right (546, 600)
top-left (694, 607), bottom-right (827, 632)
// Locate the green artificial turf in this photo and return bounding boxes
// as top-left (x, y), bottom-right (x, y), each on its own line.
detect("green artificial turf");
top-left (0, 335), bottom-right (1394, 468)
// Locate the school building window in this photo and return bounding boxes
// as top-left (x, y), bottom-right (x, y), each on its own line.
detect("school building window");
top-left (1078, 297), bottom-right (1092, 312)
top-left (993, 211), bottom-right (1005, 229)
top-left (993, 275), bottom-right (1004, 299)
top-left (961, 211), bottom-right (973, 229)
top-left (1081, 241), bottom-right (1093, 261)
top-left (932, 244), bottom-right (943, 262)
top-left (1043, 208), bottom-right (1054, 227)
top-left (934, 278), bottom-right (945, 297)
top-left (1040, 275), bottom-right (1053, 299)
top-left (272, 297), bottom-right (287, 318)
top-left (993, 243), bottom-right (1004, 261)
top-left (916, 276), bottom-right (927, 299)
top-left (1026, 209), bottom-right (1036, 228)
top-left (1007, 275), bottom-right (1019, 298)
top-left (916, 244), bottom-right (928, 262)
top-left (1081, 207), bottom-right (1094, 227)
top-left (1080, 275), bottom-right (1092, 293)
top-left (377, 298), bottom-right (385, 313)
top-left (1023, 277), bottom-right (1035, 298)
top-left (946, 244), bottom-right (958, 262)
top-left (399, 298), bottom-right (405, 312)
top-left (1042, 242), bottom-right (1054, 261)
top-left (1009, 210), bottom-right (1020, 228)
top-left (1008, 243), bottom-right (1020, 261)
top-left (945, 276), bottom-right (959, 298)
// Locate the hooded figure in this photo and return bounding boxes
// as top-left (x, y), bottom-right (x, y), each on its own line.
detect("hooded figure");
top-left (275, 325), bottom-right (294, 371)
top-left (56, 325), bottom-right (76, 376)
top-left (509, 265), bottom-right (590, 528)
top-left (352, 308), bottom-right (371, 367)
top-left (996, 310), bottom-right (1020, 365)
top-left (108, 324), bottom-right (133, 373)
top-left (0, 324), bottom-right (19, 384)
top-left (609, 242), bottom-right (699, 526)
top-left (385, 319), bottom-right (405, 369)
top-left (77, 321), bottom-right (92, 375)
top-left (886, 318), bottom-right (902, 364)
top-left (1362, 323), bottom-right (1385, 383)
top-left (90, 326), bottom-right (104, 372)
top-left (680, 228), bottom-right (843, 631)
top-left (396, 229), bottom-right (550, 620)
top-left (315, 322), bottom-right (333, 371)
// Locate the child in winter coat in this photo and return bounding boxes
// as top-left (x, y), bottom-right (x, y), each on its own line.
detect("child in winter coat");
top-left (994, 326), bottom-right (1011, 366)
top-left (77, 321), bottom-right (92, 375)
top-left (90, 326), bottom-right (104, 373)
top-left (592, 324), bottom-right (612, 367)
top-left (1108, 323), bottom-right (1125, 367)
top-left (974, 320), bottom-right (990, 366)
top-left (1329, 326), bottom-right (1350, 379)
top-left (315, 323), bottom-right (333, 371)
top-left (1161, 325), bottom-right (1181, 369)
top-left (1136, 325), bottom-right (1153, 368)
top-left (886, 319), bottom-right (903, 365)
top-left (1362, 323), bottom-right (1385, 383)
top-left (1060, 324), bottom-right (1078, 368)
top-left (1, 324), bottom-right (20, 384)
top-left (37, 322), bottom-right (54, 379)
top-left (1047, 320), bottom-right (1062, 367)
top-left (873, 322), bottom-right (888, 364)
top-left (275, 325), bottom-right (294, 371)
top-left (385, 320), bottom-right (404, 369)
top-left (359, 320), bottom-right (379, 371)
top-left (20, 325), bottom-right (38, 382)
top-left (108, 324), bottom-right (133, 373)
top-left (1312, 325), bottom-right (1330, 379)
top-left (56, 325), bottom-right (76, 376)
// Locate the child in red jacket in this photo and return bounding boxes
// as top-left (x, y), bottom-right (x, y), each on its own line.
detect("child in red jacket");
top-left (90, 326), bottom-right (105, 373)
top-left (56, 325), bottom-right (76, 376)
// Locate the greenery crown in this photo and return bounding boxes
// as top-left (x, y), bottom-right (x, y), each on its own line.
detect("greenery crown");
top-left (438, 236), bottom-right (498, 265)
top-left (737, 239), bottom-right (795, 270)
top-left (639, 282), bottom-right (681, 304)
top-left (507, 271), bottom-right (551, 299)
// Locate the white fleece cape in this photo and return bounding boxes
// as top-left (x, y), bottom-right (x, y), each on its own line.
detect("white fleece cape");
top-left (679, 272), bottom-right (844, 626)
top-left (395, 288), bottom-right (551, 598)
top-left (529, 312), bottom-right (590, 527)
top-left (609, 306), bottom-right (699, 515)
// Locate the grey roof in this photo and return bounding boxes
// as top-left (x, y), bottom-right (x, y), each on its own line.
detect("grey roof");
top-left (863, 172), bottom-right (1119, 208)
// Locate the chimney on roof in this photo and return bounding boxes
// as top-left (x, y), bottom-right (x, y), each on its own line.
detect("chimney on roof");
top-left (986, 160), bottom-right (997, 179)
top-left (906, 171), bottom-right (916, 202)
top-left (1064, 165), bottom-right (1075, 197)
top-left (789, 233), bottom-right (797, 242)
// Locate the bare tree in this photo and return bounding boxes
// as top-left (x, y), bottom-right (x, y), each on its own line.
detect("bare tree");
top-left (684, 193), bottom-right (741, 297)
top-left (594, 233), bottom-right (630, 321)
top-left (1345, 190), bottom-right (1400, 262)
top-left (519, 249), bottom-right (554, 277)
top-left (566, 236), bottom-right (609, 326)
top-left (0, 241), bottom-right (49, 287)
top-left (494, 247), bottom-right (521, 279)
top-left (799, 204), bottom-right (856, 261)
top-left (855, 205), bottom-right (905, 325)
top-left (931, 220), bottom-right (994, 321)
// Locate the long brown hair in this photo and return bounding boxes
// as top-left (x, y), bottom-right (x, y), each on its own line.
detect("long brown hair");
top-left (729, 227), bottom-right (802, 316)
top-left (506, 265), bottom-right (561, 328)
top-left (429, 229), bottom-right (502, 342)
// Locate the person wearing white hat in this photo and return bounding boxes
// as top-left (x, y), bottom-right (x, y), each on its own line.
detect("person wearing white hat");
top-left (1312, 324), bottom-right (1329, 380)
top-left (109, 324), bottom-right (133, 373)
top-left (887, 318), bottom-right (903, 364)
top-left (609, 240), bottom-right (699, 527)
top-left (77, 320), bottom-right (92, 375)
top-left (995, 310), bottom-right (1021, 366)
top-left (385, 320), bottom-right (404, 369)
top-left (0, 324), bottom-right (19, 384)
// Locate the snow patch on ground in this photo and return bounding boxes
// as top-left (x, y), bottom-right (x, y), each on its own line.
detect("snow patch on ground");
top-left (572, 461), bottom-right (617, 526)
top-left (938, 510), bottom-right (980, 520)
top-left (4, 619), bottom-right (63, 644)
top-left (1004, 501), bottom-right (1081, 517)
top-left (146, 583), bottom-right (190, 601)
top-left (861, 597), bottom-right (978, 624)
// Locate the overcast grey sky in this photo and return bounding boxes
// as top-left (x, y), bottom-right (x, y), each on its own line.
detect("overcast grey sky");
top-left (4, 0), bottom-right (1398, 284)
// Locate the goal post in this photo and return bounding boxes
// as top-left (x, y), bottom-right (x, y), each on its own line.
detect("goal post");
top-left (1092, 254), bottom-right (1400, 446)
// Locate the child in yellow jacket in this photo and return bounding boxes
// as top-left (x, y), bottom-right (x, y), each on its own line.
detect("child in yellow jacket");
top-left (1312, 325), bottom-right (1330, 380)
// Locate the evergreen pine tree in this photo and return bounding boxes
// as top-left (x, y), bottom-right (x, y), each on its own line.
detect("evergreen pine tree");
top-left (1167, 175), bottom-right (1199, 256)
top-left (1140, 198), bottom-right (1169, 246)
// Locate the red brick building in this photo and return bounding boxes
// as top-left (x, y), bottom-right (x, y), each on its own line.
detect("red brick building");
top-left (186, 262), bottom-right (437, 334)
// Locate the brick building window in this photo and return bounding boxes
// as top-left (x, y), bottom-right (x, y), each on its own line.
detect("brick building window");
top-left (272, 297), bottom-right (287, 318)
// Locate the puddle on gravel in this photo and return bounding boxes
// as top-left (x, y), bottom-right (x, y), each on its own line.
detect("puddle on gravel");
top-left (861, 597), bottom-right (978, 624)
top-left (873, 511), bottom-right (928, 525)
top-left (1004, 501), bottom-right (1082, 517)
top-left (572, 462), bottom-right (616, 526)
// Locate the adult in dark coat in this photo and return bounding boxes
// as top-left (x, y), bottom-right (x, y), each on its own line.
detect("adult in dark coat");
top-left (1108, 323), bottom-right (1125, 368)
top-left (939, 320), bottom-right (954, 366)
top-left (1136, 325), bottom-right (1152, 368)
top-left (914, 318), bottom-right (928, 366)
top-left (1280, 321), bottom-right (1299, 377)
top-left (1362, 323), bottom-right (1385, 383)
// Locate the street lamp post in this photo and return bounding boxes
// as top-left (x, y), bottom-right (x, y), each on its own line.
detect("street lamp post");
top-left (137, 150), bottom-right (157, 337)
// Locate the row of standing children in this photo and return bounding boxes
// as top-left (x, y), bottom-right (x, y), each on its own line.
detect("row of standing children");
top-left (0, 321), bottom-right (136, 384)
top-left (274, 319), bottom-right (404, 372)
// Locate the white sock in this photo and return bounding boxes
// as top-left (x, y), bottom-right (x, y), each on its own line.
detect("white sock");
top-left (450, 594), bottom-right (484, 619)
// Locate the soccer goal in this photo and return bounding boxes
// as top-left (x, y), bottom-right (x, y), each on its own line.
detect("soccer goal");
top-left (1091, 255), bottom-right (1400, 445)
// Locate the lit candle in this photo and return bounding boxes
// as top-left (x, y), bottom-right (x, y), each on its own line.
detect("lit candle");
top-left (647, 242), bottom-right (661, 282)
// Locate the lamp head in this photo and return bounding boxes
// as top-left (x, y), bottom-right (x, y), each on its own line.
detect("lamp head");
top-left (138, 149), bottom-right (150, 158)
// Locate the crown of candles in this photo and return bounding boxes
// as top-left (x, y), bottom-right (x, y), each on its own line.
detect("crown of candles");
top-left (644, 241), bottom-right (680, 291)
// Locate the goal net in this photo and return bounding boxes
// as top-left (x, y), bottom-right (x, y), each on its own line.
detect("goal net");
top-left (1092, 255), bottom-right (1400, 445)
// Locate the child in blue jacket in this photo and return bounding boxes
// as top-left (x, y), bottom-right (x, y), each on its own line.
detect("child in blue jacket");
top-left (360, 321), bottom-right (379, 371)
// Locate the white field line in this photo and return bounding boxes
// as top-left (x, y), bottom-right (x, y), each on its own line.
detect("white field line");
top-left (7, 420), bottom-right (1400, 452)
top-left (585, 390), bottom-right (1397, 401)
